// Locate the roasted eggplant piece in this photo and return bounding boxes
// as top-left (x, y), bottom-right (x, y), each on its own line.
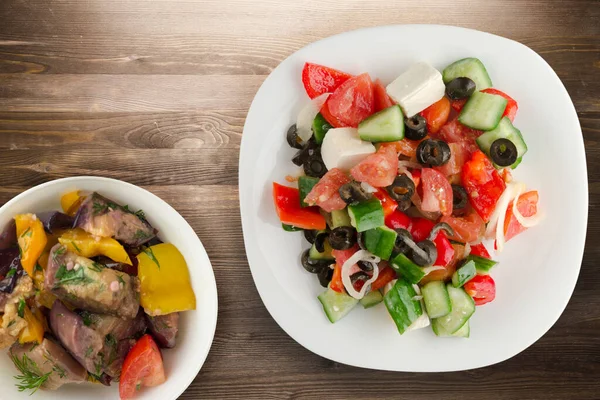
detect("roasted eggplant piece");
top-left (37, 211), bottom-right (75, 234)
top-left (94, 255), bottom-right (138, 276)
top-left (46, 244), bottom-right (140, 319)
top-left (9, 337), bottom-right (88, 390)
top-left (0, 248), bottom-right (24, 294)
top-left (145, 312), bottom-right (179, 348)
top-left (0, 219), bottom-right (16, 250)
top-left (74, 192), bottom-right (157, 246)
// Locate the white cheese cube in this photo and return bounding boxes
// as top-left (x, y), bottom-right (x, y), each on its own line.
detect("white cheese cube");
top-left (321, 127), bottom-right (376, 171)
top-left (386, 62), bottom-right (446, 117)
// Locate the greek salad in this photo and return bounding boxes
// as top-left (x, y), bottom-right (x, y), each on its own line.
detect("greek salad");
top-left (273, 58), bottom-right (542, 337)
top-left (0, 191), bottom-right (196, 398)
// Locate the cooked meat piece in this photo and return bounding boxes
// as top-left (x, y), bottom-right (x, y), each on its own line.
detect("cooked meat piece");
top-left (74, 192), bottom-right (157, 247)
top-left (146, 312), bottom-right (179, 348)
top-left (0, 274), bottom-right (34, 349)
top-left (46, 244), bottom-right (140, 319)
top-left (94, 255), bottom-right (138, 276)
top-left (9, 337), bottom-right (88, 390)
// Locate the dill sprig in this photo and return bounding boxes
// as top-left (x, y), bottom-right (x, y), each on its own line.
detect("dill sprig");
top-left (10, 353), bottom-right (51, 394)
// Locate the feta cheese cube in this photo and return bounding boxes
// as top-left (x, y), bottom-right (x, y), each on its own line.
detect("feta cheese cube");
top-left (321, 127), bottom-right (376, 171)
top-left (386, 62), bottom-right (446, 117)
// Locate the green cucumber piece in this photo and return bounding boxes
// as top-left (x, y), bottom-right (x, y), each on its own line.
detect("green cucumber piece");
top-left (359, 290), bottom-right (384, 309)
top-left (435, 320), bottom-right (470, 338)
top-left (318, 287), bottom-right (359, 323)
top-left (331, 208), bottom-right (351, 228)
top-left (431, 284), bottom-right (475, 336)
top-left (309, 238), bottom-right (334, 260)
top-left (363, 226), bottom-right (397, 260)
top-left (282, 223), bottom-right (302, 232)
top-left (298, 176), bottom-right (320, 207)
top-left (348, 199), bottom-right (384, 232)
top-left (442, 58), bottom-right (493, 91)
top-left (476, 117), bottom-right (528, 169)
top-left (458, 91), bottom-right (507, 131)
top-left (421, 280), bottom-right (452, 318)
top-left (466, 254), bottom-right (498, 275)
top-left (390, 253), bottom-right (425, 284)
top-left (312, 113), bottom-right (333, 145)
top-left (384, 279), bottom-right (423, 334)
top-left (451, 260), bottom-right (476, 287)
top-left (358, 105), bottom-right (405, 142)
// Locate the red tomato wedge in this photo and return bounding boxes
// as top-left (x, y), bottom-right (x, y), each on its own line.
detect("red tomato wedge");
top-left (450, 98), bottom-right (467, 112)
top-left (441, 209), bottom-right (485, 244)
top-left (303, 168), bottom-right (350, 213)
top-left (350, 144), bottom-right (398, 187)
top-left (434, 142), bottom-right (468, 177)
top-left (385, 210), bottom-right (412, 231)
top-left (373, 188), bottom-right (398, 217)
top-left (373, 79), bottom-right (395, 112)
top-left (320, 101), bottom-right (345, 128)
top-left (461, 151), bottom-right (506, 222)
top-left (370, 264), bottom-right (396, 291)
top-left (273, 183), bottom-right (327, 229)
top-left (119, 334), bottom-right (166, 400)
top-left (327, 73), bottom-right (375, 128)
top-left (437, 119), bottom-right (482, 155)
top-left (504, 190), bottom-right (539, 242)
top-left (420, 168), bottom-right (453, 216)
top-left (302, 62), bottom-right (352, 99)
top-left (470, 243), bottom-right (491, 259)
top-left (481, 88), bottom-right (518, 122)
top-left (421, 97), bottom-right (450, 134)
top-left (331, 245), bottom-right (359, 293)
top-left (420, 243), bottom-right (465, 285)
top-left (464, 274), bottom-right (496, 306)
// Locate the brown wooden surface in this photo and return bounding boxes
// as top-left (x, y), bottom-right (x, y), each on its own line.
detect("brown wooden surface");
top-left (0, 0), bottom-right (599, 399)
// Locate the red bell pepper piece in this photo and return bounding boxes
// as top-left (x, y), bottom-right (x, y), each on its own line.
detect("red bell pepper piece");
top-left (464, 274), bottom-right (496, 306)
top-left (385, 210), bottom-right (412, 231)
top-left (373, 188), bottom-right (398, 217)
top-left (370, 264), bottom-right (396, 291)
top-left (470, 243), bottom-right (491, 259)
top-left (481, 88), bottom-right (518, 122)
top-left (272, 182), bottom-right (326, 230)
top-left (410, 169), bottom-right (421, 188)
top-left (432, 232), bottom-right (454, 267)
top-left (330, 263), bottom-right (344, 293)
top-left (461, 151), bottom-right (506, 222)
top-left (409, 217), bottom-right (434, 242)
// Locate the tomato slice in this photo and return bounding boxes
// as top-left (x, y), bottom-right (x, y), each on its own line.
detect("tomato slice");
top-left (370, 264), bottom-right (396, 291)
top-left (450, 98), bottom-right (467, 112)
top-left (331, 245), bottom-right (359, 293)
top-left (410, 169), bottom-right (421, 188)
top-left (470, 243), bottom-right (491, 259)
top-left (504, 190), bottom-right (539, 242)
top-left (301, 62), bottom-right (353, 99)
top-left (350, 144), bottom-right (398, 187)
top-left (303, 168), bottom-right (351, 212)
top-left (420, 97), bottom-right (450, 134)
top-left (409, 217), bottom-right (435, 243)
top-left (420, 243), bottom-right (465, 285)
top-left (481, 88), bottom-right (518, 122)
top-left (441, 209), bottom-right (485, 244)
top-left (420, 168), bottom-right (453, 216)
top-left (385, 210), bottom-right (412, 231)
top-left (373, 79), bottom-right (395, 112)
top-left (327, 73), bottom-right (375, 128)
top-left (320, 101), bottom-right (345, 128)
top-left (273, 183), bottom-right (326, 230)
top-left (461, 151), bottom-right (506, 222)
top-left (434, 142), bottom-right (468, 178)
top-left (464, 274), bottom-right (496, 306)
top-left (119, 334), bottom-right (166, 399)
top-left (437, 119), bottom-right (482, 155)
top-left (373, 188), bottom-right (398, 217)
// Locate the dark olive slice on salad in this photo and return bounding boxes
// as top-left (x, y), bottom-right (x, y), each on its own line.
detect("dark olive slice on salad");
top-left (428, 222), bottom-right (455, 240)
top-left (445, 77), bottom-right (476, 100)
top-left (416, 139), bottom-right (451, 166)
top-left (451, 185), bottom-right (468, 216)
top-left (303, 229), bottom-right (318, 244)
top-left (314, 231), bottom-right (329, 253)
top-left (350, 271), bottom-right (370, 286)
top-left (301, 249), bottom-right (328, 273)
top-left (317, 265), bottom-right (334, 288)
top-left (357, 260), bottom-right (374, 273)
top-left (303, 154), bottom-right (327, 178)
top-left (357, 231), bottom-right (366, 250)
top-left (404, 115), bottom-right (428, 140)
top-left (339, 181), bottom-right (371, 205)
top-left (291, 138), bottom-right (319, 166)
top-left (393, 228), bottom-right (413, 255)
top-left (386, 174), bottom-right (415, 202)
top-left (286, 124), bottom-right (303, 149)
top-left (329, 226), bottom-right (357, 250)
top-left (490, 138), bottom-right (518, 167)
top-left (411, 240), bottom-right (437, 266)
top-left (397, 198), bottom-right (412, 212)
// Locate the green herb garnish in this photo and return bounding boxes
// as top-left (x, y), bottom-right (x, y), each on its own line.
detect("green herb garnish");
top-left (52, 246), bottom-right (66, 262)
top-left (54, 265), bottom-right (93, 286)
top-left (7, 320), bottom-right (16, 328)
top-left (116, 274), bottom-right (126, 286)
top-left (143, 247), bottom-right (160, 269)
top-left (80, 310), bottom-right (93, 327)
top-left (85, 346), bottom-right (94, 358)
top-left (34, 263), bottom-right (43, 273)
top-left (89, 262), bottom-right (104, 273)
top-left (10, 353), bottom-right (51, 394)
top-left (20, 227), bottom-right (32, 238)
top-left (17, 299), bottom-right (26, 318)
top-left (6, 268), bottom-right (16, 279)
top-left (133, 229), bottom-right (151, 240)
top-left (70, 241), bottom-right (82, 253)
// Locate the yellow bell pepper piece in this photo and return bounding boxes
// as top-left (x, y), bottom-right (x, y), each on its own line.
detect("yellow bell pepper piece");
top-left (15, 214), bottom-right (48, 278)
top-left (18, 305), bottom-right (44, 345)
top-left (58, 228), bottom-right (132, 265)
top-left (137, 243), bottom-right (196, 316)
top-left (61, 190), bottom-right (85, 216)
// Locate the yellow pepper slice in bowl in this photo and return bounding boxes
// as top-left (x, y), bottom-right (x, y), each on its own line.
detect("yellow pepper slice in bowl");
top-left (15, 214), bottom-right (47, 278)
top-left (58, 228), bottom-right (132, 265)
top-left (60, 190), bottom-right (86, 216)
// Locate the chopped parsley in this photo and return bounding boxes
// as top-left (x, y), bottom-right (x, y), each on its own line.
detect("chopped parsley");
top-left (142, 247), bottom-right (160, 269)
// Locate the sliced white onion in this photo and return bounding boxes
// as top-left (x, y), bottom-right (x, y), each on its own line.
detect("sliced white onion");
top-left (484, 182), bottom-right (522, 239)
top-left (463, 242), bottom-right (471, 258)
top-left (296, 93), bottom-right (330, 142)
top-left (512, 185), bottom-right (544, 228)
top-left (341, 250), bottom-right (381, 299)
top-left (411, 295), bottom-right (423, 301)
top-left (422, 265), bottom-right (445, 275)
top-left (411, 192), bottom-right (441, 221)
top-left (398, 160), bottom-right (422, 171)
top-left (360, 182), bottom-right (378, 194)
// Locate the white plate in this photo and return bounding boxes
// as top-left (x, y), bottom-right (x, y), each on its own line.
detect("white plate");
top-left (239, 25), bottom-right (588, 372)
top-left (0, 176), bottom-right (218, 399)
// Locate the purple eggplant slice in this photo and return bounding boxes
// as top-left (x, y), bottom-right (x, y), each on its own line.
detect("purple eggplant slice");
top-left (37, 211), bottom-right (75, 234)
top-left (46, 244), bottom-right (140, 319)
top-left (74, 192), bottom-right (157, 246)
top-left (0, 247), bottom-right (23, 294)
top-left (145, 312), bottom-right (179, 348)
top-left (0, 219), bottom-right (17, 250)
top-left (94, 255), bottom-right (138, 276)
top-left (9, 337), bottom-right (88, 391)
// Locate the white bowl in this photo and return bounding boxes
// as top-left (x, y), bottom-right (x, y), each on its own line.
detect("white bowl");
top-left (239, 25), bottom-right (588, 371)
top-left (0, 176), bottom-right (218, 399)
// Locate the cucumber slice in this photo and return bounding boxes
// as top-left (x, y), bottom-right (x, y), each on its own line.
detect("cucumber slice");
top-left (312, 113), bottom-right (333, 145)
top-left (358, 105), bottom-right (405, 142)
top-left (363, 226), bottom-right (397, 260)
top-left (451, 260), bottom-right (476, 287)
top-left (466, 254), bottom-right (498, 275)
top-left (331, 208), bottom-right (351, 228)
top-left (390, 253), bottom-right (425, 284)
top-left (359, 290), bottom-right (384, 309)
top-left (348, 199), bottom-right (384, 232)
top-left (442, 58), bottom-right (493, 91)
top-left (459, 91), bottom-right (507, 131)
top-left (435, 320), bottom-right (470, 338)
top-left (298, 176), bottom-right (320, 207)
top-left (476, 117), bottom-right (528, 169)
top-left (421, 280), bottom-right (452, 318)
top-left (318, 287), bottom-right (359, 323)
top-left (384, 279), bottom-right (423, 334)
top-left (431, 284), bottom-right (475, 335)
top-left (309, 239), bottom-right (334, 260)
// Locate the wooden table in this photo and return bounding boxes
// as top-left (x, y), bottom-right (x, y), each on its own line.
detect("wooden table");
top-left (1, 1), bottom-right (599, 398)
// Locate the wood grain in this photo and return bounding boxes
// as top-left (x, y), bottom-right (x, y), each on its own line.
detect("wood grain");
top-left (0, 0), bottom-right (599, 399)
